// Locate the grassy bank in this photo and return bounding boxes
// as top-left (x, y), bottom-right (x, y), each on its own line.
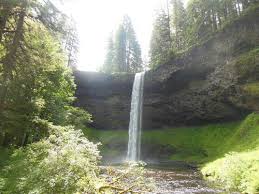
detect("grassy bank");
top-left (201, 113), bottom-right (259, 193)
top-left (89, 113), bottom-right (259, 193)
top-left (87, 122), bottom-right (240, 163)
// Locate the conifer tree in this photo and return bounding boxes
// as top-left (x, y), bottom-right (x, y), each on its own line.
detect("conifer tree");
top-left (114, 24), bottom-right (127, 72)
top-left (171, 0), bottom-right (187, 50)
top-left (109, 15), bottom-right (142, 73)
top-left (0, 0), bottom-right (79, 145)
top-left (149, 0), bottom-right (258, 69)
top-left (103, 34), bottom-right (115, 73)
top-left (149, 9), bottom-right (172, 68)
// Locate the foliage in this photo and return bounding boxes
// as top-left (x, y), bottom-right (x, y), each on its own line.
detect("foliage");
top-left (0, 126), bottom-right (154, 194)
top-left (171, 0), bottom-right (187, 50)
top-left (242, 82), bottom-right (259, 97)
top-left (149, 9), bottom-right (172, 68)
top-left (0, 0), bottom-right (84, 146)
top-left (0, 124), bottom-right (101, 194)
top-left (234, 48), bottom-right (259, 82)
top-left (64, 106), bottom-right (93, 129)
top-left (88, 122), bottom-right (239, 163)
top-left (149, 0), bottom-right (259, 68)
top-left (0, 1), bottom-right (153, 194)
top-left (0, 147), bottom-right (12, 169)
top-left (91, 113), bottom-right (259, 193)
top-left (201, 113), bottom-right (259, 193)
top-left (103, 34), bottom-right (115, 73)
top-left (202, 150), bottom-right (259, 194)
top-left (225, 113), bottom-right (259, 151)
top-left (95, 113), bottom-right (259, 162)
top-left (102, 15), bottom-right (143, 73)
top-left (0, 20), bottom-right (75, 145)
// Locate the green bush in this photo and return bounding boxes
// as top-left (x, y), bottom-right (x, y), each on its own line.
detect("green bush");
top-left (202, 150), bottom-right (259, 194)
top-left (0, 124), bottom-right (101, 194)
top-left (0, 21), bottom-right (76, 146)
top-left (64, 106), bottom-right (93, 130)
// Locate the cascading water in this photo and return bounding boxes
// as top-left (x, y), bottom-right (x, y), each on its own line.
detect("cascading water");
top-left (127, 72), bottom-right (145, 162)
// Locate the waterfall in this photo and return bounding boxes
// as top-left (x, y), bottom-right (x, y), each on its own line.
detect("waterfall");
top-left (127, 72), bottom-right (145, 162)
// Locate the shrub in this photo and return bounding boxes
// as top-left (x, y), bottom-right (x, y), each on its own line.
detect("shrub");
top-left (202, 150), bottom-right (259, 194)
top-left (64, 106), bottom-right (93, 129)
top-left (0, 124), bottom-right (101, 194)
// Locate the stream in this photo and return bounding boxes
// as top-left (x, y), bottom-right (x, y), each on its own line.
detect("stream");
top-left (145, 162), bottom-right (238, 194)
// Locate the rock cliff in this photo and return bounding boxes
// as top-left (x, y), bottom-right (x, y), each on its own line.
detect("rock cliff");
top-left (75, 8), bottom-right (259, 130)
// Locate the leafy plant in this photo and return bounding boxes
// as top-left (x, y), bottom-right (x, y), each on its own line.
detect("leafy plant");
top-left (0, 124), bottom-right (101, 194)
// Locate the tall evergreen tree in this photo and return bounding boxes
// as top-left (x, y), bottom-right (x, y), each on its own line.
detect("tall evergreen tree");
top-left (171, 0), bottom-right (187, 50)
top-left (64, 18), bottom-right (79, 69)
top-left (185, 0), bottom-right (257, 46)
top-left (113, 15), bottom-right (142, 73)
top-left (0, 0), bottom-right (79, 145)
top-left (149, 0), bottom-right (258, 69)
top-left (149, 9), bottom-right (172, 68)
top-left (103, 34), bottom-right (115, 73)
top-left (114, 24), bottom-right (127, 72)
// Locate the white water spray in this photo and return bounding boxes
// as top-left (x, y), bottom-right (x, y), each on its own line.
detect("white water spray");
top-left (127, 72), bottom-right (145, 162)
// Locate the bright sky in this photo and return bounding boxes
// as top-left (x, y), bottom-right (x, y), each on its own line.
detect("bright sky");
top-left (57, 0), bottom-right (188, 71)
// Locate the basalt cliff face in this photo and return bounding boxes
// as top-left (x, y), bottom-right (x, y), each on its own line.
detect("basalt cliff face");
top-left (74, 72), bottom-right (134, 129)
top-left (75, 8), bottom-right (259, 130)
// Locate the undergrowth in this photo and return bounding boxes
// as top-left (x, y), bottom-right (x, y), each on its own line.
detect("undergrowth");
top-left (90, 113), bottom-right (259, 193)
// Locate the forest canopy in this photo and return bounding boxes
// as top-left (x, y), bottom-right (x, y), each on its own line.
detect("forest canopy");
top-left (102, 15), bottom-right (143, 74)
top-left (0, 0), bottom-right (83, 146)
top-left (149, 0), bottom-right (258, 68)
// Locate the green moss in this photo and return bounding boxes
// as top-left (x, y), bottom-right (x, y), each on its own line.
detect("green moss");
top-left (242, 82), bottom-right (259, 97)
top-left (142, 123), bottom-right (239, 163)
top-left (224, 113), bottom-right (259, 151)
top-left (201, 113), bottom-right (259, 193)
top-left (83, 129), bottom-right (128, 159)
top-left (235, 48), bottom-right (259, 81)
top-left (89, 113), bottom-right (259, 160)
top-left (89, 122), bottom-right (240, 163)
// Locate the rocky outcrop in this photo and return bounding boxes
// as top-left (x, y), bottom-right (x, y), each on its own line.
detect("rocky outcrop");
top-left (75, 8), bottom-right (259, 130)
top-left (74, 72), bottom-right (134, 129)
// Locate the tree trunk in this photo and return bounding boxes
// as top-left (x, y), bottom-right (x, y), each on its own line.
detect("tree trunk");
top-left (0, 5), bottom-right (11, 43)
top-left (0, 132), bottom-right (6, 146)
top-left (212, 9), bottom-right (218, 31)
top-left (236, 0), bottom-right (241, 15)
top-left (166, 0), bottom-right (172, 48)
top-left (217, 13), bottom-right (222, 29)
top-left (242, 0), bottom-right (249, 9)
top-left (208, 9), bottom-right (214, 32)
top-left (0, 0), bottom-right (27, 112)
top-left (223, 2), bottom-right (228, 20)
top-left (21, 133), bottom-right (27, 146)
